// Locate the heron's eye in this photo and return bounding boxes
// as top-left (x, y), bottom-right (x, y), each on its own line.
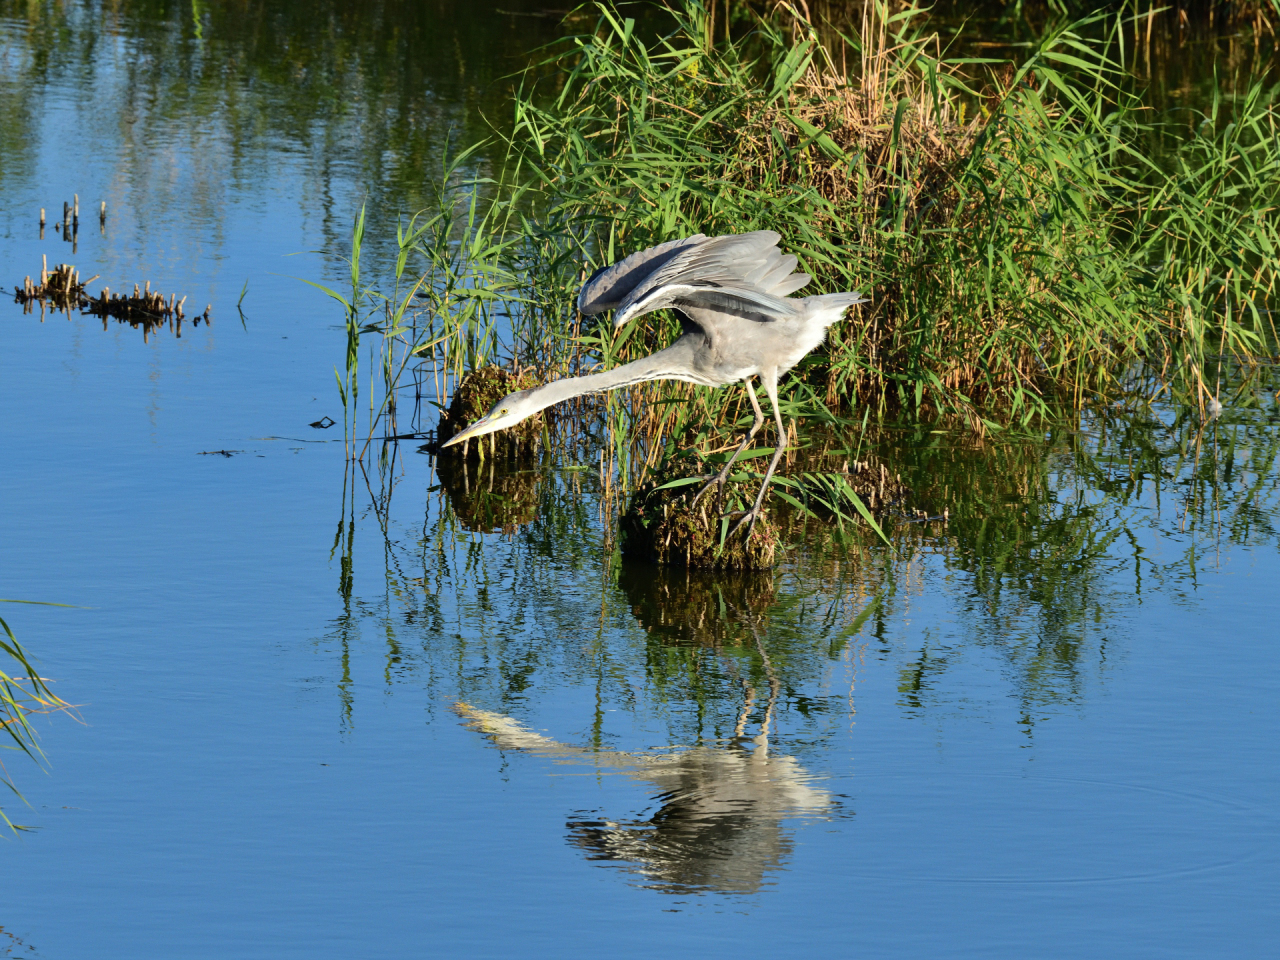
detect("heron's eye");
top-left (499, 407), bottom-right (510, 416)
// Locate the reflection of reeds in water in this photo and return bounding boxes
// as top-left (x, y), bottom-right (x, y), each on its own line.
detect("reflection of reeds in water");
top-left (617, 562), bottom-right (777, 647)
top-left (433, 453), bottom-right (541, 533)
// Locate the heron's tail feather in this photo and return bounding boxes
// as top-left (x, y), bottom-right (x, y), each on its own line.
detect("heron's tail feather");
top-left (803, 292), bottom-right (868, 327)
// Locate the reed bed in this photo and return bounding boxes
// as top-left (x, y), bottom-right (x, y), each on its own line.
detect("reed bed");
top-left (337, 1), bottom-right (1280, 499)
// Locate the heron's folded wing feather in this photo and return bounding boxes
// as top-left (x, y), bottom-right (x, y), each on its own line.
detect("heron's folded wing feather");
top-left (667, 285), bottom-right (803, 322)
top-left (614, 231), bottom-right (809, 325)
top-left (753, 254), bottom-right (813, 297)
top-left (576, 235), bottom-right (705, 315)
top-left (769, 273), bottom-right (813, 297)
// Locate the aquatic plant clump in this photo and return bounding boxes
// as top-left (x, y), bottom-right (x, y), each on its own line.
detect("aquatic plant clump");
top-left (772, 456), bottom-right (909, 522)
top-left (434, 366), bottom-right (545, 458)
top-left (13, 257), bottom-right (209, 338)
top-left (621, 472), bottom-right (780, 568)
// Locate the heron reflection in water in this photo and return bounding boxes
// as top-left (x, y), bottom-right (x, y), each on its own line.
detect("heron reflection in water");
top-left (454, 632), bottom-right (833, 895)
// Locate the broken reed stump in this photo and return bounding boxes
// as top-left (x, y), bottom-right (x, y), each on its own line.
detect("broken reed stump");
top-left (86, 282), bottom-right (208, 327)
top-left (14, 259), bottom-right (97, 311)
top-left (13, 259), bottom-right (209, 338)
top-left (432, 366), bottom-right (544, 460)
top-left (620, 469), bottom-right (780, 570)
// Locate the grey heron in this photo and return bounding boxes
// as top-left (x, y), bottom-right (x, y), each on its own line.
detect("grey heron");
top-left (441, 231), bottom-right (868, 536)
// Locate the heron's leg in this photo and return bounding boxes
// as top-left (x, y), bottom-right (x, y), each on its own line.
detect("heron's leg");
top-left (729, 370), bottom-right (787, 539)
top-left (691, 378), bottom-right (766, 507)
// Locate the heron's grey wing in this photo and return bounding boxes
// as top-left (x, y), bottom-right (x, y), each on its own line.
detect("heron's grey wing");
top-left (667, 285), bottom-right (804, 323)
top-left (614, 231), bottom-right (810, 326)
top-left (750, 252), bottom-right (812, 297)
top-left (576, 235), bottom-right (706, 315)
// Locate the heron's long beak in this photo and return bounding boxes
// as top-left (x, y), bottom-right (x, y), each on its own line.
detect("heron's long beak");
top-left (441, 415), bottom-right (499, 448)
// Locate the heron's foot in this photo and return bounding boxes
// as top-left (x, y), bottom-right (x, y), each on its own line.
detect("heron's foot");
top-left (690, 467), bottom-right (731, 507)
top-left (728, 505), bottom-right (765, 540)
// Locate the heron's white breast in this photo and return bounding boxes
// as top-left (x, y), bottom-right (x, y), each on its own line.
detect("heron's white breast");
top-left (775, 318), bottom-right (830, 375)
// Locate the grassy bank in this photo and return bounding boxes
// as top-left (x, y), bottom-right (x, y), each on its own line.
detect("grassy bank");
top-left (337, 1), bottom-right (1279, 480)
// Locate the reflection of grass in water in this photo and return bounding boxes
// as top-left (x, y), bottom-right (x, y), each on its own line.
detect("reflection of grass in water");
top-left (435, 455), bottom-right (542, 533)
top-left (861, 364), bottom-right (1280, 719)
top-left (0, 0), bottom-right (569, 252)
top-left (317, 361), bottom-right (1280, 739)
top-left (617, 562), bottom-right (777, 648)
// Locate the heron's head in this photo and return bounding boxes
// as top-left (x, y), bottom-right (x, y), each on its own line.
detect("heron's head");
top-left (440, 387), bottom-right (541, 449)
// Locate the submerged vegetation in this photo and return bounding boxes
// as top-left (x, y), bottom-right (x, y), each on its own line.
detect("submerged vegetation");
top-left (326, 0), bottom-right (1280, 554)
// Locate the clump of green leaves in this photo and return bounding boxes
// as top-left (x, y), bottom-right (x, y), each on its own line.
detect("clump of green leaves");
top-left (620, 472), bottom-right (781, 569)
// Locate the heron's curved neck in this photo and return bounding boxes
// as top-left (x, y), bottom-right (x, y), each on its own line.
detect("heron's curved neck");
top-left (524, 341), bottom-right (700, 415)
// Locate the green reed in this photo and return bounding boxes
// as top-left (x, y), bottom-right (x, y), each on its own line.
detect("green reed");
top-left (0, 603), bottom-right (73, 831)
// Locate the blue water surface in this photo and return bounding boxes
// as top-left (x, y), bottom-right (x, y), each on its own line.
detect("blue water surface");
top-left (1, 2), bottom-right (1278, 957)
